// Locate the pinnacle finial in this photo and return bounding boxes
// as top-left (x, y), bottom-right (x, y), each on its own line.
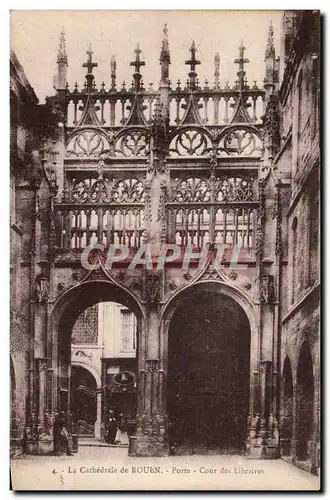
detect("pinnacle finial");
top-left (111, 55), bottom-right (116, 75)
top-left (185, 40), bottom-right (201, 89)
top-left (57, 29), bottom-right (68, 65)
top-left (130, 43), bottom-right (145, 73)
top-left (160, 23), bottom-right (171, 64)
top-left (160, 24), bottom-right (170, 64)
top-left (214, 52), bottom-right (220, 88)
top-left (83, 43), bottom-right (98, 91)
top-left (110, 55), bottom-right (116, 90)
top-left (130, 43), bottom-right (145, 91)
top-left (265, 20), bottom-right (275, 59)
top-left (235, 39), bottom-right (249, 90)
top-left (83, 43), bottom-right (97, 74)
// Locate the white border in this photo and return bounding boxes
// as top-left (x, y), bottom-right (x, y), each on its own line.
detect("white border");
top-left (3, 3), bottom-right (327, 498)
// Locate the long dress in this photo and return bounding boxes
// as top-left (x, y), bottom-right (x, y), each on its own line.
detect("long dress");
top-left (106, 418), bottom-right (117, 444)
top-left (115, 427), bottom-right (129, 445)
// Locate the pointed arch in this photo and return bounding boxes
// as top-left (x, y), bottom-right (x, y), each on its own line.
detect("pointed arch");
top-left (165, 280), bottom-right (252, 453)
top-left (230, 95), bottom-right (252, 124)
top-left (114, 126), bottom-right (149, 158)
top-left (280, 356), bottom-right (293, 456)
top-left (168, 126), bottom-right (213, 157)
top-left (66, 128), bottom-right (111, 158)
top-left (296, 341), bottom-right (314, 461)
top-left (216, 125), bottom-right (263, 157)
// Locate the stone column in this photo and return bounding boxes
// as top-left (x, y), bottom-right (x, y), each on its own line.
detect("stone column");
top-left (135, 275), bottom-right (167, 456)
top-left (25, 362), bottom-right (38, 454)
top-left (95, 392), bottom-right (102, 440)
top-left (136, 358), bottom-right (167, 456)
top-left (133, 93), bottom-right (169, 456)
top-left (247, 275), bottom-right (279, 459)
top-left (37, 359), bottom-right (53, 454)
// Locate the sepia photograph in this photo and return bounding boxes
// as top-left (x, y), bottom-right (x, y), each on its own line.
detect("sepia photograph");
top-left (9, 9), bottom-right (320, 490)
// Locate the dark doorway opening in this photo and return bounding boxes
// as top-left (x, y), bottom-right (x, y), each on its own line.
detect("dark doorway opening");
top-left (168, 286), bottom-right (250, 455)
top-left (70, 365), bottom-right (97, 437)
top-left (296, 342), bottom-right (314, 461)
top-left (281, 356), bottom-right (293, 456)
top-left (57, 282), bottom-right (141, 446)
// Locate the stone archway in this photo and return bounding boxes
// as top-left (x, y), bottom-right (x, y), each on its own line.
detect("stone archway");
top-left (280, 356), bottom-right (293, 456)
top-left (164, 281), bottom-right (252, 455)
top-left (49, 280), bottom-right (145, 435)
top-left (296, 342), bottom-right (314, 462)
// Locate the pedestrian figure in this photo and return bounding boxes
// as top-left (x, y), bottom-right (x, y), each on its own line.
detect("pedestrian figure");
top-left (115, 413), bottom-right (129, 445)
top-left (59, 411), bottom-right (74, 456)
top-left (105, 409), bottom-right (117, 444)
top-left (54, 412), bottom-right (73, 455)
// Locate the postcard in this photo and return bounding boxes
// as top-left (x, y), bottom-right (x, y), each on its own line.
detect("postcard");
top-left (10, 9), bottom-right (320, 491)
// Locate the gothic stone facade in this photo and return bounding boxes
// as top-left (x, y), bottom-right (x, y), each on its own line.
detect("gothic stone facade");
top-left (10, 11), bottom-right (320, 472)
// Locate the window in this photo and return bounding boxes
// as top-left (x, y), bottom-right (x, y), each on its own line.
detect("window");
top-left (121, 309), bottom-right (137, 351)
top-left (71, 304), bottom-right (98, 344)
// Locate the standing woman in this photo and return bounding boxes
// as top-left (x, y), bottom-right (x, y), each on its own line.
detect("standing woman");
top-left (106, 409), bottom-right (117, 444)
top-left (115, 413), bottom-right (128, 445)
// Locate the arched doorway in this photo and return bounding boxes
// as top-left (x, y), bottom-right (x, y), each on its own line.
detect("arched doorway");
top-left (167, 284), bottom-right (251, 455)
top-left (70, 365), bottom-right (97, 437)
top-left (281, 356), bottom-right (293, 456)
top-left (296, 342), bottom-right (314, 461)
top-left (52, 281), bottom-right (143, 443)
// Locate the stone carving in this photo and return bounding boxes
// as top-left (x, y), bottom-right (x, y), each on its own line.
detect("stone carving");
top-left (125, 278), bottom-right (142, 298)
top-left (38, 359), bottom-right (48, 371)
top-left (215, 176), bottom-right (254, 202)
top-left (272, 189), bottom-right (281, 220)
top-left (169, 129), bottom-right (212, 157)
top-left (260, 275), bottom-right (275, 304)
top-left (108, 271), bottom-right (142, 299)
top-left (145, 360), bottom-right (159, 373)
top-left (255, 179), bottom-right (266, 259)
top-left (148, 100), bottom-right (168, 174)
top-left (66, 130), bottom-right (109, 158)
top-left (72, 269), bottom-right (88, 283)
top-left (114, 130), bottom-right (149, 158)
top-left (110, 178), bottom-right (145, 203)
top-left (242, 281), bottom-right (252, 290)
top-left (35, 276), bottom-right (49, 303)
top-left (228, 269), bottom-right (237, 280)
top-left (74, 350), bottom-right (93, 360)
top-left (263, 93), bottom-right (280, 156)
top-left (272, 189), bottom-right (282, 257)
top-left (86, 267), bottom-right (110, 282)
top-left (112, 269), bottom-right (125, 282)
top-left (202, 266), bottom-right (222, 281)
top-left (168, 280), bottom-right (178, 290)
top-left (217, 128), bottom-right (263, 157)
top-left (145, 274), bottom-right (161, 303)
top-left (151, 412), bottom-right (166, 443)
top-left (144, 180), bottom-right (152, 222)
top-left (170, 177), bottom-right (211, 202)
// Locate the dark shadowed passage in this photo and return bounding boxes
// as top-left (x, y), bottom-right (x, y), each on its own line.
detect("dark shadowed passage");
top-left (168, 287), bottom-right (250, 455)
